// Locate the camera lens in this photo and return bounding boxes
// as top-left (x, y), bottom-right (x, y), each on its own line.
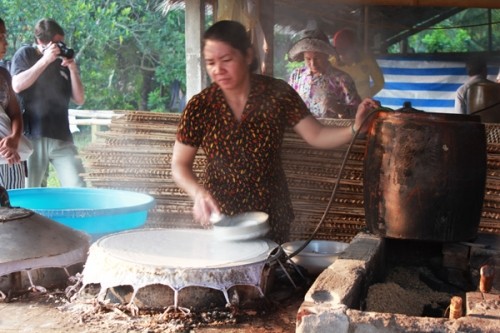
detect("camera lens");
top-left (56, 41), bottom-right (74, 59)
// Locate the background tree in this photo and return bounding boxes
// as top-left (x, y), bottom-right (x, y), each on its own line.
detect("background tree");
top-left (1, 2), bottom-right (497, 112)
top-left (389, 8), bottom-right (500, 53)
top-left (0, 0), bottom-right (186, 112)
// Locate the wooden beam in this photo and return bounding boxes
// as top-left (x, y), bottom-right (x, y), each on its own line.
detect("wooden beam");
top-left (317, 0), bottom-right (500, 9)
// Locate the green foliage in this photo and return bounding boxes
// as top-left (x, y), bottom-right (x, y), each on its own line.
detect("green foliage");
top-left (389, 8), bottom-right (500, 54)
top-left (0, 0), bottom-right (186, 112)
top-left (1, 2), bottom-right (498, 111)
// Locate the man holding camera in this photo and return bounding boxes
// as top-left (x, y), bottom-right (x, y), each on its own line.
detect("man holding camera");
top-left (10, 18), bottom-right (86, 188)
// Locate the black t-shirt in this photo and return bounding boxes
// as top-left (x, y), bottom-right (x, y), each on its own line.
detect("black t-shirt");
top-left (10, 45), bottom-right (72, 141)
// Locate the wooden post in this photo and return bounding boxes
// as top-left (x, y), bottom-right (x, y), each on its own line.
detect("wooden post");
top-left (185, 0), bottom-right (206, 101)
top-left (449, 296), bottom-right (463, 319)
top-left (480, 265), bottom-right (495, 293)
top-left (258, 0), bottom-right (274, 76)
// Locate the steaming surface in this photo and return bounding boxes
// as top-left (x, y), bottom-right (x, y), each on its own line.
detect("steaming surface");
top-left (96, 228), bottom-right (274, 267)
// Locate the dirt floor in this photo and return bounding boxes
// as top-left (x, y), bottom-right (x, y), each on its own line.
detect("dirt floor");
top-left (0, 271), bottom-right (308, 333)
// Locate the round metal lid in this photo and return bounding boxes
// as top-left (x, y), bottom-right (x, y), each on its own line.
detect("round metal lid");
top-left (0, 209), bottom-right (90, 277)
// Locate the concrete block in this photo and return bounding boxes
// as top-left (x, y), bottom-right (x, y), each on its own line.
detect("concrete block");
top-left (305, 260), bottom-right (364, 308)
top-left (296, 302), bottom-right (349, 333)
top-left (466, 292), bottom-right (500, 320)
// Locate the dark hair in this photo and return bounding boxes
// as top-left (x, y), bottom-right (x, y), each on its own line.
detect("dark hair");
top-left (0, 18), bottom-right (4, 27)
top-left (203, 20), bottom-right (258, 72)
top-left (34, 18), bottom-right (65, 43)
top-left (466, 57), bottom-right (487, 77)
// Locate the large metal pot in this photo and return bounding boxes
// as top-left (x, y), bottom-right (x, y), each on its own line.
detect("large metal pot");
top-left (363, 106), bottom-right (487, 242)
top-left (467, 81), bottom-right (500, 123)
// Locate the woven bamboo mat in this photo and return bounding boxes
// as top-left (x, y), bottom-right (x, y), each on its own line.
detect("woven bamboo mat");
top-left (81, 111), bottom-right (500, 241)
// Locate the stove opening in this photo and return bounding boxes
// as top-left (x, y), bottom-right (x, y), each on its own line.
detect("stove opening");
top-left (362, 238), bottom-right (478, 318)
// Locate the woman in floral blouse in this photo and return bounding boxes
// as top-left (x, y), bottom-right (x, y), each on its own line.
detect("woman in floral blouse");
top-left (172, 20), bottom-right (379, 244)
top-left (288, 29), bottom-right (361, 119)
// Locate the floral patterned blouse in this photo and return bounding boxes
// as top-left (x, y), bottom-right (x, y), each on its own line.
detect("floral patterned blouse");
top-left (288, 65), bottom-right (361, 119)
top-left (176, 74), bottom-right (311, 244)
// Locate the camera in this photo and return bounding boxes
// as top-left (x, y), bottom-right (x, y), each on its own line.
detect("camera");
top-left (55, 41), bottom-right (74, 59)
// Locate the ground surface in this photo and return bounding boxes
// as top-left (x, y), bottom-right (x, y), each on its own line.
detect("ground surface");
top-left (0, 276), bottom-right (306, 333)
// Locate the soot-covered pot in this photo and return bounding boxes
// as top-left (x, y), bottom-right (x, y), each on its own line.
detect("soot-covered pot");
top-left (363, 103), bottom-right (487, 242)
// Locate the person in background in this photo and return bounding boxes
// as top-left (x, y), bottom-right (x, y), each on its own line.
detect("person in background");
top-left (330, 28), bottom-right (385, 99)
top-left (288, 29), bottom-right (361, 119)
top-left (10, 18), bottom-right (86, 188)
top-left (0, 18), bottom-right (32, 189)
top-left (454, 57), bottom-right (495, 115)
top-left (171, 20), bottom-right (380, 244)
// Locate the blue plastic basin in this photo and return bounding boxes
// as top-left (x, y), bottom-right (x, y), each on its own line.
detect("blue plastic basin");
top-left (7, 187), bottom-right (156, 236)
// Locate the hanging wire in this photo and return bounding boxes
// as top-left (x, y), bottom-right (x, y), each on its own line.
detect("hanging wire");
top-left (285, 106), bottom-right (394, 260)
top-left (470, 100), bottom-right (500, 116)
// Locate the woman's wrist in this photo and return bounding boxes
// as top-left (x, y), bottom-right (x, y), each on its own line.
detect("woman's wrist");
top-left (351, 123), bottom-right (357, 135)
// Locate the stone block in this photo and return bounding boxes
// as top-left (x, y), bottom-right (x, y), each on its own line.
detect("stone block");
top-left (466, 292), bottom-right (500, 320)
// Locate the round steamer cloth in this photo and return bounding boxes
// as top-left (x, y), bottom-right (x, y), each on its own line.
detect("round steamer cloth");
top-left (92, 228), bottom-right (276, 268)
top-left (82, 228), bottom-right (279, 308)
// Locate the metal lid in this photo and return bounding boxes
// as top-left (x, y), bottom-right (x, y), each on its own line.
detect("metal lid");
top-left (0, 187), bottom-right (90, 274)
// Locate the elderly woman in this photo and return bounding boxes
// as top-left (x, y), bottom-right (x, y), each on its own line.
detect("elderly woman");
top-left (171, 20), bottom-right (379, 244)
top-left (288, 29), bottom-right (361, 119)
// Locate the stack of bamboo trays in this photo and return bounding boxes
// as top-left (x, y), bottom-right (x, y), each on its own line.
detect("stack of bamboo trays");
top-left (80, 111), bottom-right (500, 243)
top-left (481, 124), bottom-right (500, 235)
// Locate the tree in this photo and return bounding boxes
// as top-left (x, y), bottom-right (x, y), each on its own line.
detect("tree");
top-left (0, 0), bottom-right (186, 112)
top-left (390, 8), bottom-right (500, 54)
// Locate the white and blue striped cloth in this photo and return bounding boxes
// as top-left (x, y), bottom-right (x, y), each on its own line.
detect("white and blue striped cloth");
top-left (374, 56), bottom-right (499, 114)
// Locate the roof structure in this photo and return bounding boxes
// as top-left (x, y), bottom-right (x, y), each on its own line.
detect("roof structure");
top-left (161, 0), bottom-right (500, 53)
top-left (274, 0), bottom-right (500, 53)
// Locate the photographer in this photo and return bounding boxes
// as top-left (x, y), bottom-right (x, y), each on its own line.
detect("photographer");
top-left (10, 18), bottom-right (86, 188)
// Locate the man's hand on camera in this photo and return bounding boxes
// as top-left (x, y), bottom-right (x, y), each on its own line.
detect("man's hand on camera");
top-left (41, 42), bottom-right (60, 64)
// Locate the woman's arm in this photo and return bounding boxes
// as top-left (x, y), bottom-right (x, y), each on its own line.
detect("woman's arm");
top-left (294, 98), bottom-right (380, 149)
top-left (367, 55), bottom-right (385, 97)
top-left (171, 140), bottom-right (220, 225)
top-left (0, 69), bottom-right (22, 164)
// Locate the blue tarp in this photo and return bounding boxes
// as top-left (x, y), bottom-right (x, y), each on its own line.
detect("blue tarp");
top-left (374, 56), bottom-right (499, 113)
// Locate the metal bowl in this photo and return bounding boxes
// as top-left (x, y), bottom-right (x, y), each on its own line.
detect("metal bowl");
top-left (282, 240), bottom-right (349, 275)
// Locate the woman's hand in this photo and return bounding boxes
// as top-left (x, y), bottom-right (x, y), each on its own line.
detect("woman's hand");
top-left (192, 188), bottom-right (220, 227)
top-left (353, 98), bottom-right (381, 134)
top-left (0, 136), bottom-right (21, 164)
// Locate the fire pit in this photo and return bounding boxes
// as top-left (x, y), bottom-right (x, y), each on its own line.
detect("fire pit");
top-left (296, 232), bottom-right (500, 333)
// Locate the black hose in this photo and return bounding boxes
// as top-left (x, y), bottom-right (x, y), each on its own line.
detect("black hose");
top-left (285, 107), bottom-right (392, 259)
top-left (470, 100), bottom-right (500, 116)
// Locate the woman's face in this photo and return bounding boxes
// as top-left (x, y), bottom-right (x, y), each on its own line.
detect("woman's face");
top-left (0, 23), bottom-right (7, 60)
top-left (203, 39), bottom-right (252, 91)
top-left (303, 51), bottom-right (330, 75)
